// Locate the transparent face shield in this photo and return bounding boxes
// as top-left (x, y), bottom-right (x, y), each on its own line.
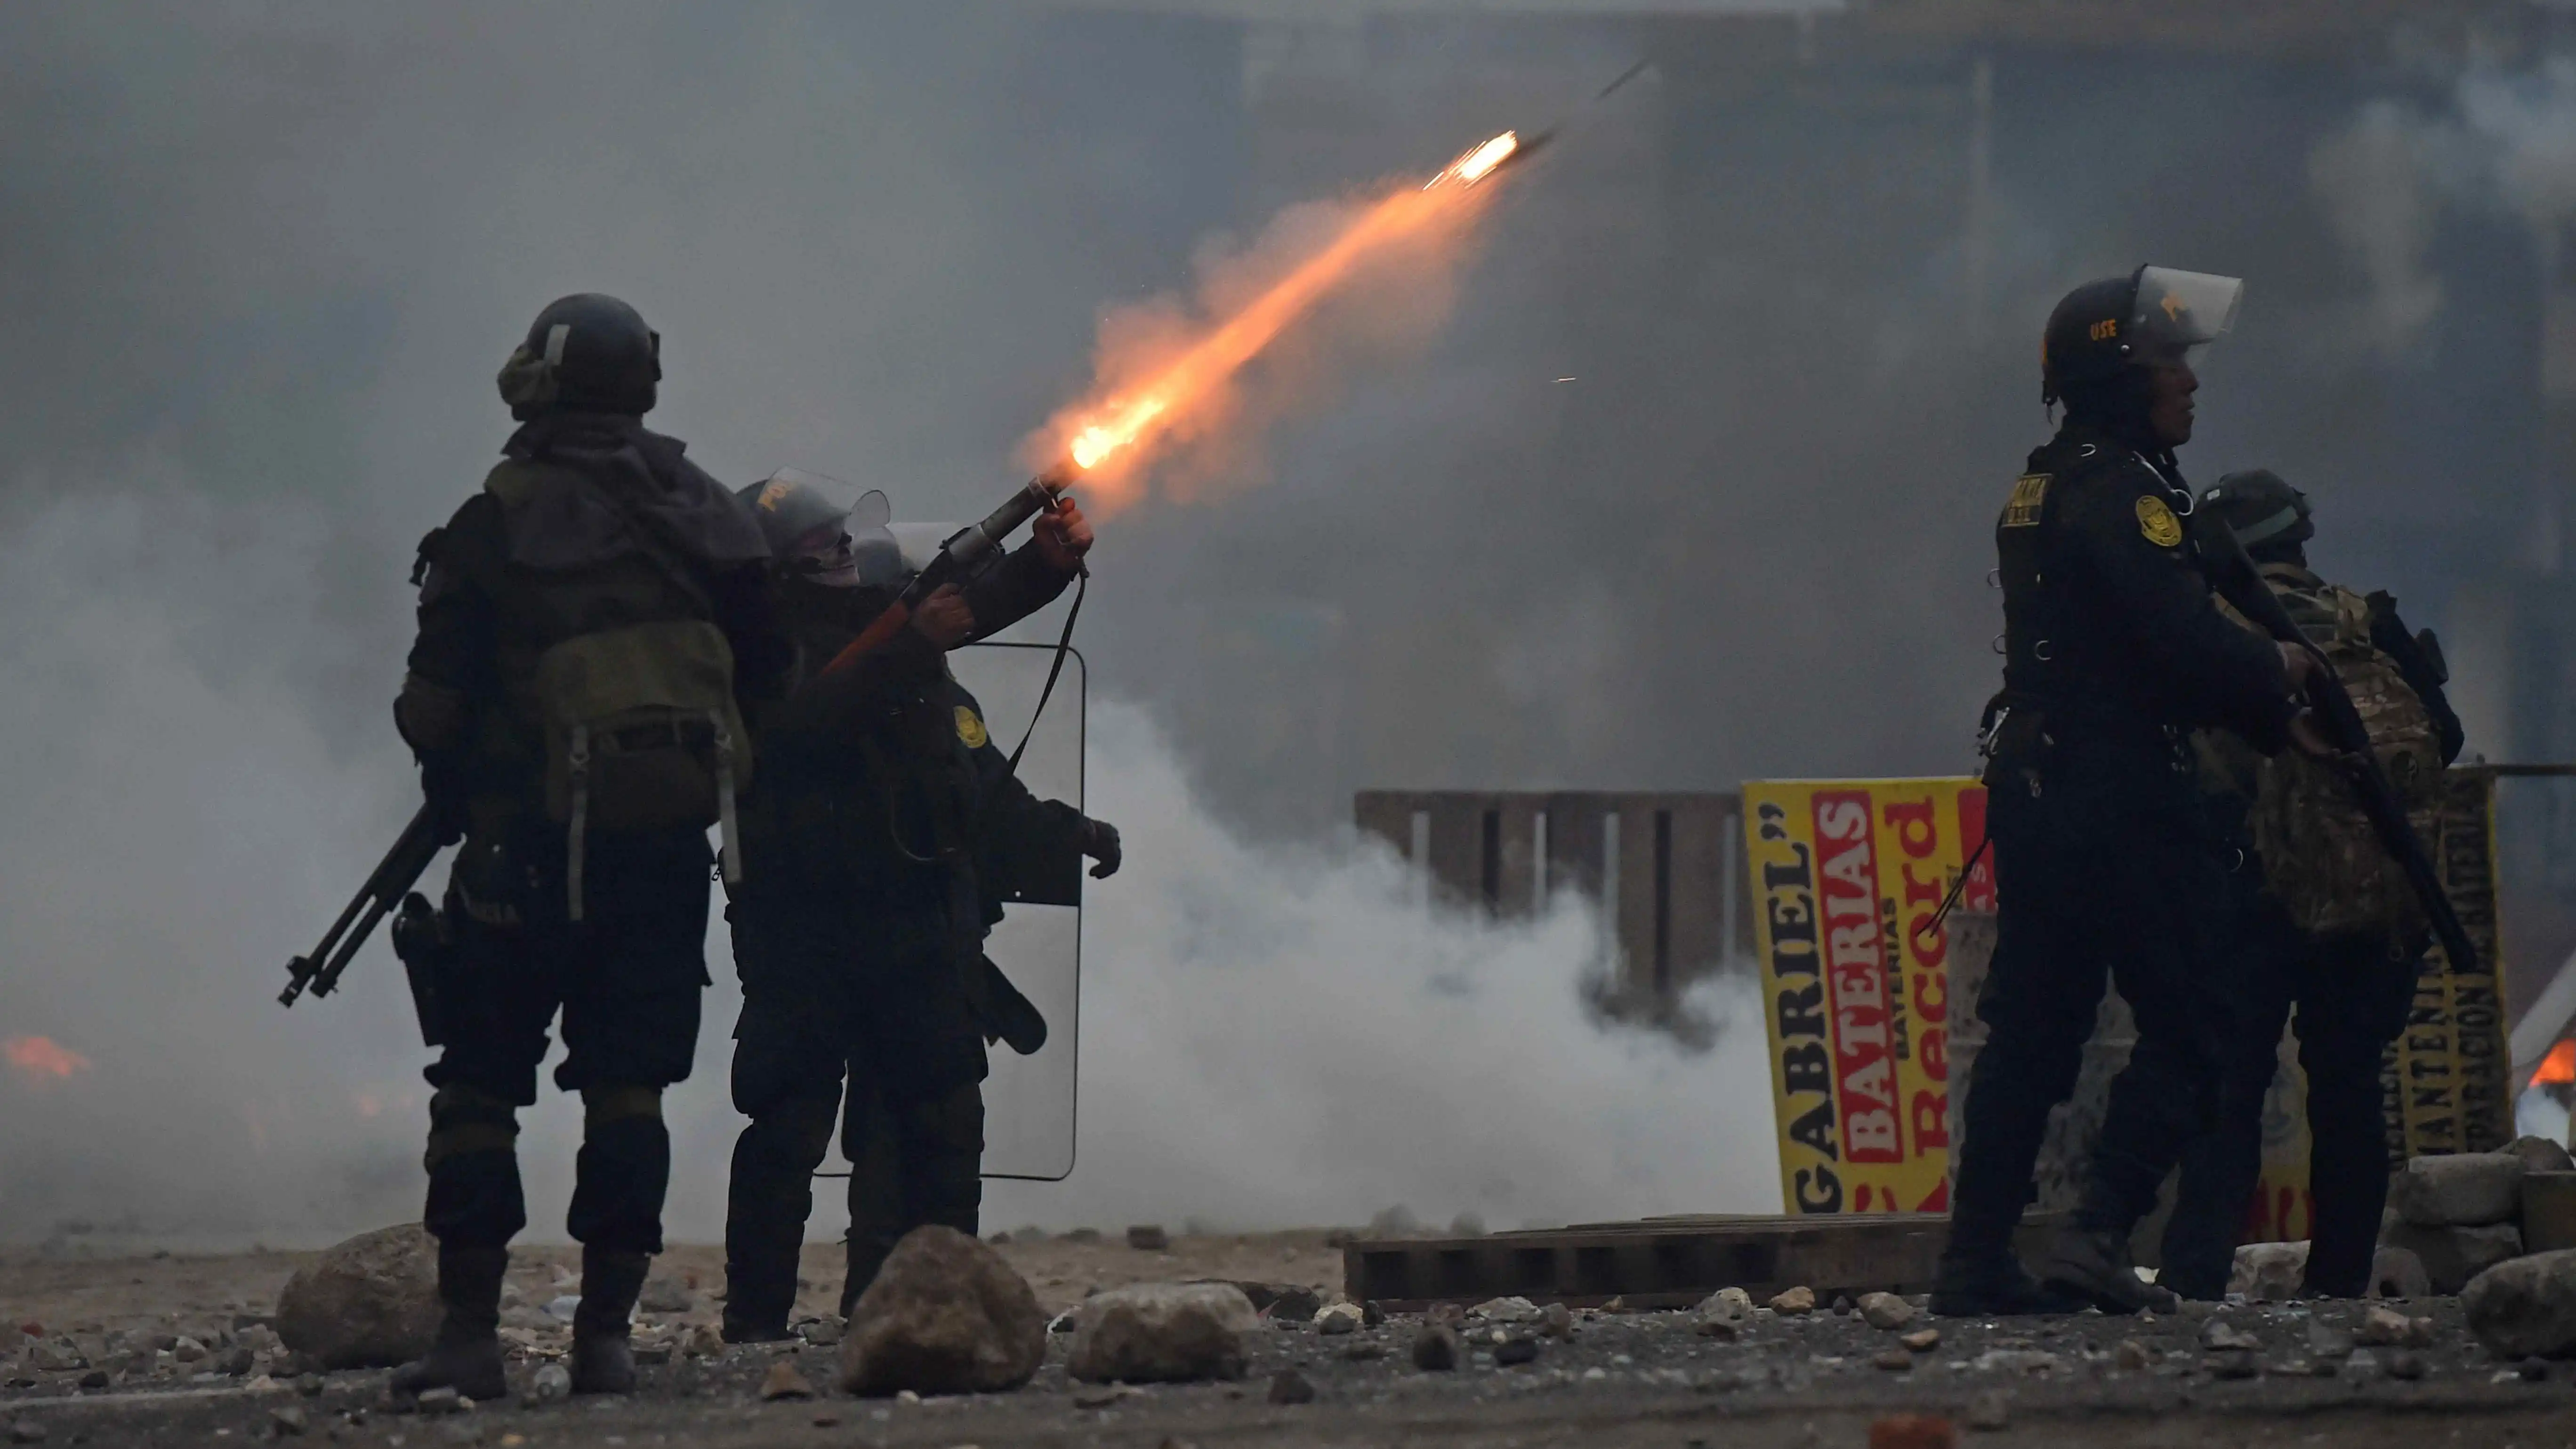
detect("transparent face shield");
top-left (2130, 266), bottom-right (2243, 362)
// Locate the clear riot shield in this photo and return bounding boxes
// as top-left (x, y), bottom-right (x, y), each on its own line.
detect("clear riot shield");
top-left (950, 641), bottom-right (1085, 1181)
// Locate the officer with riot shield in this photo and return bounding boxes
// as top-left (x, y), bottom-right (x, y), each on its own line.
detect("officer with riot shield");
top-left (2159, 471), bottom-right (2463, 1300)
top-left (1937, 268), bottom-right (2329, 1316)
top-left (719, 470), bottom-right (1119, 1342)
top-left (387, 294), bottom-right (793, 1399)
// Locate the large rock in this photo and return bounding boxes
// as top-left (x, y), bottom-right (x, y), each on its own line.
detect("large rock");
top-left (2387, 1153), bottom-right (2526, 1227)
top-left (2506, 1136), bottom-right (2576, 1175)
top-left (2230, 1240), bottom-right (2309, 1301)
top-left (2462, 1248), bottom-right (2576, 1359)
top-left (273, 1225), bottom-right (440, 1370)
top-left (1067, 1282), bottom-right (1258, 1384)
top-left (837, 1226), bottom-right (1045, 1397)
top-left (2381, 1220), bottom-right (2524, 1296)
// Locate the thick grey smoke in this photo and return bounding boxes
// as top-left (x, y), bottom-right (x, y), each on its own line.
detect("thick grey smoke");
top-left (0, 4), bottom-right (2538, 1243)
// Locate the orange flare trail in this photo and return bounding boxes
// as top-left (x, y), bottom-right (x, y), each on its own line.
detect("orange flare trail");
top-left (4, 1035), bottom-right (91, 1083)
top-left (1063, 131), bottom-right (1520, 476)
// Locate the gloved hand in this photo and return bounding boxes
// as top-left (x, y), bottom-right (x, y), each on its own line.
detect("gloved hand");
top-left (1082, 816), bottom-right (1121, 879)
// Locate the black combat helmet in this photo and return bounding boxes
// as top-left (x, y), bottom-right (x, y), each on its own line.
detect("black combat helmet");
top-left (737, 469), bottom-right (903, 588)
top-left (496, 292), bottom-right (662, 419)
top-left (2041, 266), bottom-right (2245, 410)
top-left (2203, 468), bottom-right (2313, 560)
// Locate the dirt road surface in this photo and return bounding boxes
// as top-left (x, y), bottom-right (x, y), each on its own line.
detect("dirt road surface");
top-left (5, 1233), bottom-right (2573, 1448)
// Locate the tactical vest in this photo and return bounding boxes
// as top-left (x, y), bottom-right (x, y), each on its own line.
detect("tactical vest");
top-left (1991, 435), bottom-right (2199, 739)
top-left (480, 458), bottom-right (753, 918)
top-left (2245, 564), bottom-right (2443, 944)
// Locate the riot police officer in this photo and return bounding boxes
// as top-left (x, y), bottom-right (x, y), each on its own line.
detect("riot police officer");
top-left (718, 471), bottom-right (1120, 1342)
top-left (2159, 471), bottom-right (2463, 1300)
top-left (390, 294), bottom-right (793, 1398)
top-left (1936, 268), bottom-right (2326, 1316)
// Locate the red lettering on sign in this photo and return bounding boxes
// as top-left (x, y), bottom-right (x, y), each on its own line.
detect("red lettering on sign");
top-left (1812, 789), bottom-right (1899, 1164)
top-left (1957, 788), bottom-right (1996, 911)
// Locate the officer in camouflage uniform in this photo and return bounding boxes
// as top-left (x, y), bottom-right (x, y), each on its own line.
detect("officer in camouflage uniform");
top-left (2159, 471), bottom-right (2463, 1300)
top-left (390, 295), bottom-right (792, 1399)
top-left (1936, 268), bottom-right (2327, 1316)
top-left (718, 472), bottom-right (1120, 1341)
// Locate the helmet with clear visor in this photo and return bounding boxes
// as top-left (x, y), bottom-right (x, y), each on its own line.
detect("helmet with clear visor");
top-left (2042, 265), bottom-right (2242, 407)
top-left (737, 469), bottom-right (905, 588)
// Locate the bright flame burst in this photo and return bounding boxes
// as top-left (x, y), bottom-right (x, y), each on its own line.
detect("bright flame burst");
top-left (1056, 131), bottom-right (1521, 481)
top-left (4, 1035), bottom-right (92, 1084)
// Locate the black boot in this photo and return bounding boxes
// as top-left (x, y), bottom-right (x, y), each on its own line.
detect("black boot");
top-left (1930, 1250), bottom-right (2084, 1317)
top-left (390, 1246), bottom-right (510, 1403)
top-left (569, 1247), bottom-right (650, 1394)
top-left (2043, 1227), bottom-right (2178, 1315)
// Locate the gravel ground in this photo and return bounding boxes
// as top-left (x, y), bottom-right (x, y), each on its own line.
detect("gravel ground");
top-left (6, 1240), bottom-right (2574, 1448)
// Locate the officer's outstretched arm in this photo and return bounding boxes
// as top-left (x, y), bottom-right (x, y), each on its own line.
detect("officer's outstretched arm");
top-left (957, 540), bottom-right (1077, 645)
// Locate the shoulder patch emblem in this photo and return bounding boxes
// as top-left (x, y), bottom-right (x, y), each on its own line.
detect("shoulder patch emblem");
top-left (954, 704), bottom-right (989, 749)
top-left (2001, 473), bottom-right (2051, 529)
top-left (2135, 494), bottom-right (2183, 548)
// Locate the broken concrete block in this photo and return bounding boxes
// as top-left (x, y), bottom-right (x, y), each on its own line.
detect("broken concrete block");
top-left (2388, 1153), bottom-right (2526, 1228)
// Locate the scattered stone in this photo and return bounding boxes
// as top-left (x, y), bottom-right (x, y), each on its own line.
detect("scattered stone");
top-left (2385, 1350), bottom-right (2428, 1381)
top-left (1542, 1303), bottom-right (1575, 1339)
top-left (1411, 1323), bottom-right (1459, 1372)
top-left (2506, 1135), bottom-right (2576, 1175)
top-left (529, 1363), bottom-right (570, 1403)
top-left (297, 1374), bottom-right (325, 1398)
top-left (2229, 1241), bottom-right (2308, 1301)
top-left (543, 1296), bottom-right (582, 1324)
top-left (2198, 1319), bottom-right (2259, 1352)
top-left (759, 1360), bottom-right (816, 1401)
top-left (2305, 1321), bottom-right (2352, 1359)
top-left (1070, 1384), bottom-right (1135, 1409)
top-left (274, 1224), bottom-right (443, 1371)
top-left (1362, 1301), bottom-right (1386, 1328)
top-left (2343, 1350), bottom-right (2383, 1383)
top-left (1265, 1368), bottom-right (1315, 1404)
top-left (636, 1278), bottom-right (695, 1315)
top-left (1768, 1287), bottom-right (1816, 1316)
top-left (2371, 1246), bottom-right (2432, 1300)
top-left (268, 1406), bottom-right (307, 1438)
top-left (216, 1345), bottom-right (258, 1376)
top-left (684, 1323), bottom-right (722, 1357)
top-left (1494, 1336), bottom-right (1539, 1367)
top-left (796, 1318), bottom-right (843, 1348)
top-left (1857, 1292), bottom-right (1917, 1331)
top-left (1466, 1296), bottom-right (1542, 1324)
top-left (2383, 1221), bottom-right (2525, 1295)
top-left (2114, 1339), bottom-right (2150, 1371)
top-left (2388, 1152), bottom-right (2526, 1227)
top-left (1872, 1348), bottom-right (1914, 1372)
top-left (1066, 1281), bottom-right (1257, 1385)
top-left (1900, 1327), bottom-right (1941, 1353)
top-left (1964, 1391), bottom-right (2010, 1431)
top-left (414, 1386), bottom-right (463, 1415)
top-left (1313, 1303), bottom-right (1361, 1336)
top-left (2462, 1248), bottom-right (2576, 1360)
top-left (1868, 1415), bottom-right (1956, 1449)
top-left (1125, 1225), bottom-right (1170, 1251)
top-left (2356, 1305), bottom-right (2435, 1349)
top-left (841, 1225), bottom-right (1046, 1397)
top-left (2205, 1350), bottom-right (2259, 1380)
top-left (7, 1422), bottom-right (41, 1445)
top-left (172, 1336), bottom-right (208, 1364)
top-left (73, 1370), bottom-right (106, 1391)
top-left (1831, 1295), bottom-right (1855, 1316)
top-left (25, 1338), bottom-right (81, 1373)
top-left (2520, 1357), bottom-right (2552, 1382)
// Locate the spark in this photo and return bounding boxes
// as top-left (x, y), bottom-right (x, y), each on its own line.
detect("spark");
top-left (4, 1035), bottom-right (91, 1084)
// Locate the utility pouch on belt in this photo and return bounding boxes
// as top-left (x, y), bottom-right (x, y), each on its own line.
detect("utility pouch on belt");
top-left (532, 618), bottom-right (751, 918)
top-left (389, 890), bottom-right (457, 1048)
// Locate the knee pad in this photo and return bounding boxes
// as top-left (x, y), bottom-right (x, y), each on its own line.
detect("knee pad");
top-left (581, 1083), bottom-right (664, 1132)
top-left (426, 1083), bottom-right (522, 1171)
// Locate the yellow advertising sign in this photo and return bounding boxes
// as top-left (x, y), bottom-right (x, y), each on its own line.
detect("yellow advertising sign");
top-left (1744, 778), bottom-right (1991, 1216)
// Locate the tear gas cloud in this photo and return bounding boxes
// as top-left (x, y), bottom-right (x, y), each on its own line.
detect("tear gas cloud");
top-left (0, 3), bottom-right (2552, 1243)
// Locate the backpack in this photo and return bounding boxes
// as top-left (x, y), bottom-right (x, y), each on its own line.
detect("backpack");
top-left (2247, 564), bottom-right (2443, 943)
top-left (486, 459), bottom-right (755, 919)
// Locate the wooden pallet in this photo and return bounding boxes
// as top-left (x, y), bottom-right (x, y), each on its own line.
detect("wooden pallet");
top-left (1343, 1213), bottom-right (2056, 1312)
